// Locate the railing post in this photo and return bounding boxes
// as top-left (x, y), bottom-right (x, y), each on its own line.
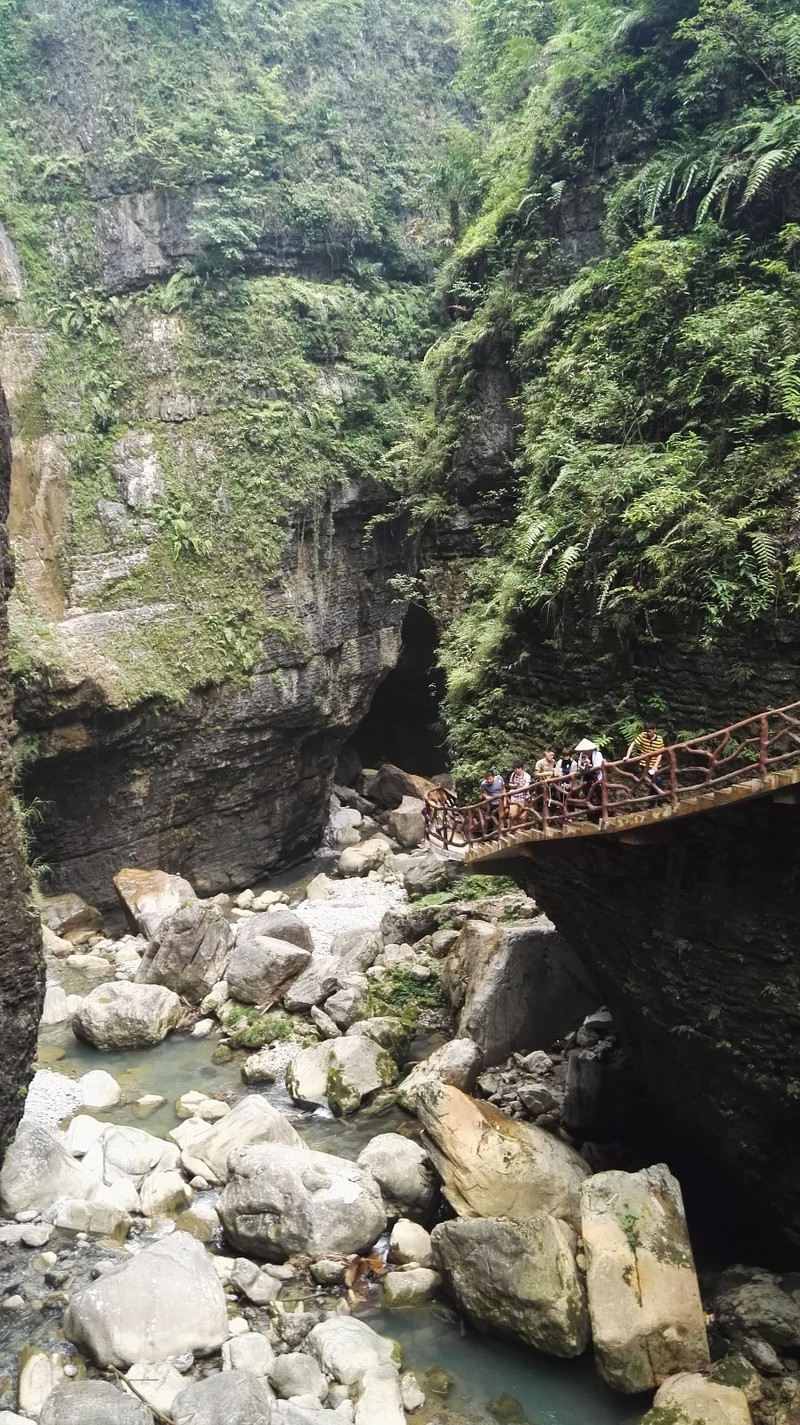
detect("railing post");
top-left (465, 808), bottom-right (473, 847)
top-left (759, 714), bottom-right (768, 775)
top-left (669, 748), bottom-right (678, 810)
top-left (600, 773), bottom-right (607, 827)
top-left (541, 782), bottom-right (548, 835)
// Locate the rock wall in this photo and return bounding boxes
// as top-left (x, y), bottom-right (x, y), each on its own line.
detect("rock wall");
top-left (0, 386), bottom-right (43, 1153)
top-left (513, 794), bottom-right (800, 1246)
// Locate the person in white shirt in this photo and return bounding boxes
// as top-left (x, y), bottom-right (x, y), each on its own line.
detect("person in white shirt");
top-left (507, 761), bottom-right (532, 823)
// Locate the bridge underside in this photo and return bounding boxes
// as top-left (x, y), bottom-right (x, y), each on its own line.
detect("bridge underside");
top-left (484, 786), bottom-right (800, 1250)
top-left (464, 765), bottom-right (800, 866)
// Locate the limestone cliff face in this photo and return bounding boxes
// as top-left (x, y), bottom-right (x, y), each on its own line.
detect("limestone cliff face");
top-left (514, 794), bottom-right (800, 1247)
top-left (0, 387), bottom-right (43, 1152)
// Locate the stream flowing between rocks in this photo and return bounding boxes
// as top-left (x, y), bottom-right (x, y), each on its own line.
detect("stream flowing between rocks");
top-left (0, 849), bottom-right (641, 1425)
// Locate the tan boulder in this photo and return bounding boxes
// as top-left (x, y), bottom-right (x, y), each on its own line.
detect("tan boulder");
top-left (640, 1372), bottom-right (752, 1424)
top-left (114, 868), bottom-right (196, 938)
top-left (369, 764), bottom-right (436, 809)
top-left (416, 1081), bottom-right (589, 1229)
top-left (581, 1164), bottom-right (710, 1394)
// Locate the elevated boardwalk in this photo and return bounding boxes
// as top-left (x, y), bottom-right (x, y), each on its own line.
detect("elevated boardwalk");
top-left (423, 702), bottom-right (800, 865)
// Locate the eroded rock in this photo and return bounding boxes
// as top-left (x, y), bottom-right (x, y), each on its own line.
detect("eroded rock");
top-left (73, 982), bottom-right (181, 1050)
top-left (136, 903), bottom-right (233, 1002)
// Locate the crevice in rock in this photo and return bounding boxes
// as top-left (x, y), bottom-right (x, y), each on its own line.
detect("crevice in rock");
top-left (346, 602), bottom-right (448, 778)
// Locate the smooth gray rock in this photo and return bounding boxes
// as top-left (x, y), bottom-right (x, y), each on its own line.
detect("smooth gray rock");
top-left (396, 1038), bottom-right (482, 1110)
top-left (306, 1316), bottom-right (397, 1386)
top-left (226, 935), bottom-right (311, 1006)
top-left (171, 1370), bottom-right (275, 1425)
top-left (283, 955), bottom-right (341, 1012)
top-left (329, 929), bottom-right (381, 975)
top-left (218, 1142), bottom-right (386, 1261)
top-left (63, 1233), bottom-right (229, 1368)
top-left (386, 796), bottom-right (426, 850)
top-left (136, 903), bottom-right (234, 1002)
top-left (180, 1094), bottom-right (302, 1184)
top-left (83, 1123), bottom-right (180, 1189)
top-left (39, 1382), bottom-right (152, 1425)
top-left (286, 1035), bottom-right (397, 1116)
top-left (269, 1353), bottom-right (327, 1401)
top-left (357, 1133), bottom-right (437, 1219)
top-left (324, 976), bottom-right (369, 1030)
top-left (240, 909), bottom-right (313, 952)
top-left (114, 868), bottom-right (196, 937)
top-left (73, 981), bottom-right (181, 1050)
top-left (0, 1122), bottom-right (94, 1216)
top-left (715, 1266), bottom-right (800, 1351)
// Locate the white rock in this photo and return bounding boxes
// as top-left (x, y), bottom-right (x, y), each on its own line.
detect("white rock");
top-left (285, 1036), bottom-right (397, 1116)
top-left (180, 1095), bottom-right (302, 1184)
top-left (175, 1090), bottom-right (230, 1122)
top-left (647, 1372), bottom-right (752, 1424)
top-left (51, 1198), bottom-right (131, 1239)
top-left (269, 1353), bottom-right (327, 1401)
top-left (17, 1352), bottom-right (66, 1421)
top-left (139, 1170), bottom-right (193, 1219)
top-left (79, 1070), bottom-right (121, 1109)
top-left (83, 1123), bottom-right (180, 1190)
top-left (222, 1332), bottom-right (275, 1377)
top-left (305, 874), bottom-right (333, 901)
top-left (306, 1316), bottom-right (396, 1386)
top-left (397, 1039), bottom-right (482, 1110)
top-left (0, 1123), bottom-right (95, 1216)
top-left (91, 1178), bottom-right (141, 1216)
top-left (357, 1134), bottom-right (436, 1219)
top-left (73, 981), bottom-right (182, 1050)
top-left (382, 1268), bottom-right (441, 1309)
top-left (400, 1373), bottom-right (425, 1412)
top-left (355, 1362), bottom-right (405, 1425)
top-left (191, 1018), bottom-right (215, 1038)
top-left (389, 1219), bottom-right (433, 1267)
top-left (63, 1115), bottom-right (106, 1158)
top-left (124, 1361), bottom-right (186, 1414)
top-left (40, 984), bottom-right (69, 1026)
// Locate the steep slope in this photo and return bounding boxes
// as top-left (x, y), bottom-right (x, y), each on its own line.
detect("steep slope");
top-left (0, 0), bottom-right (460, 899)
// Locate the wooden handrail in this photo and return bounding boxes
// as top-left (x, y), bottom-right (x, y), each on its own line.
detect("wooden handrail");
top-left (423, 701), bottom-right (800, 852)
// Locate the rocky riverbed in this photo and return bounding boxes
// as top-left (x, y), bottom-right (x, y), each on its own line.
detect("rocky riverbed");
top-left (0, 770), bottom-right (794, 1425)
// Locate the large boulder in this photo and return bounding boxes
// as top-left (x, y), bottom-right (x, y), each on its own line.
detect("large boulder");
top-left (357, 1134), bottom-right (437, 1220)
top-left (180, 1095), bottom-right (301, 1184)
top-left (286, 1036), bottom-right (398, 1116)
top-left (714, 1266), bottom-right (800, 1351)
top-left (581, 1164), bottom-right (710, 1394)
top-left (114, 868), bottom-right (196, 938)
top-left (329, 928), bottom-right (381, 976)
top-left (396, 1039), bottom-right (482, 1110)
top-left (416, 1082), bottom-right (589, 1230)
top-left (241, 908), bottom-right (313, 952)
top-left (136, 903), bottom-right (233, 1003)
top-left (40, 893), bottom-right (102, 941)
top-left (369, 764), bottom-right (435, 809)
top-left (432, 1214), bottom-right (589, 1358)
top-left (39, 1382), bottom-right (152, 1425)
top-left (640, 1373), bottom-right (752, 1425)
top-left (283, 955), bottom-right (341, 1012)
top-left (0, 1122), bottom-right (94, 1216)
top-left (269, 1354), bottom-right (327, 1401)
top-left (442, 917), bottom-right (597, 1065)
top-left (218, 1142), bottom-right (386, 1260)
top-left (226, 935), bottom-right (311, 1006)
top-left (386, 796), bottom-right (426, 850)
top-left (306, 1316), bottom-right (397, 1386)
top-left (171, 1371), bottom-right (275, 1425)
top-left (63, 1233), bottom-right (228, 1368)
top-left (337, 837), bottom-right (392, 879)
top-left (355, 1363), bottom-right (406, 1425)
top-left (323, 975), bottom-right (369, 1030)
top-left (83, 1123), bottom-right (179, 1189)
top-left (72, 981), bottom-right (181, 1050)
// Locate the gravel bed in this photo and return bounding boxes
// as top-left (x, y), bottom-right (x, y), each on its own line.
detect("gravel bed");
top-left (23, 1068), bottom-right (82, 1130)
top-left (295, 874), bottom-right (406, 952)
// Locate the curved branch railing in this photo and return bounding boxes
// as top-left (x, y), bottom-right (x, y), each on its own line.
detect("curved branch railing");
top-left (423, 701), bottom-right (800, 854)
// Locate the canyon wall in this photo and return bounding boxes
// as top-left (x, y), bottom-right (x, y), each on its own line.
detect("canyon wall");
top-left (0, 386), bottom-right (43, 1152)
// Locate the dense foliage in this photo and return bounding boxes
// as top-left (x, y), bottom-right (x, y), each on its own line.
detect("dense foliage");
top-left (0, 0), bottom-right (459, 700)
top-left (413, 0), bottom-right (800, 777)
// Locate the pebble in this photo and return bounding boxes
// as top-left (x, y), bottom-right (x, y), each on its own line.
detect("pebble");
top-left (22, 1069), bottom-right (82, 1130)
top-left (14, 1210), bottom-right (39, 1223)
top-left (1, 1296), bottom-right (25, 1311)
top-left (295, 876), bottom-right (404, 953)
top-left (21, 1224), bottom-right (54, 1248)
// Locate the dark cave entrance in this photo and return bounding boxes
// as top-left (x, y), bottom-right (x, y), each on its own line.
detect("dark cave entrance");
top-left (351, 603), bottom-right (448, 778)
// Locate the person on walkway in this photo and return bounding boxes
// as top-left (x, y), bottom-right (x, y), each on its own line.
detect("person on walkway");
top-left (534, 748), bottom-right (556, 779)
top-left (479, 768), bottom-right (506, 833)
top-left (575, 737), bottom-right (604, 816)
top-left (627, 719), bottom-right (666, 797)
top-left (507, 760), bottom-right (532, 823)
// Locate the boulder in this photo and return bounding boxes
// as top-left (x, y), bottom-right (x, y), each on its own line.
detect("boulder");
top-left (40, 985), bottom-right (69, 1026)
top-left (114, 868), bottom-right (197, 938)
top-left (324, 976), bottom-right (369, 1030)
top-left (63, 1233), bottom-right (229, 1368)
top-left (311, 1004), bottom-right (342, 1038)
top-left (286, 1036), bottom-right (398, 1116)
top-left (83, 1124), bottom-right (180, 1189)
top-left (218, 1142), bottom-right (386, 1260)
top-left (337, 838), bottom-right (392, 879)
top-left (306, 1316), bottom-right (397, 1386)
top-left (382, 1268), bottom-right (441, 1309)
top-left (397, 1039), bottom-right (482, 1110)
top-left (432, 1214), bottom-right (589, 1357)
top-left (305, 873), bottom-right (333, 901)
top-left (241, 1040), bottom-right (304, 1084)
top-left (175, 1090), bottom-right (230, 1122)
top-left (180, 1095), bottom-right (302, 1184)
top-left (124, 1363), bottom-right (185, 1415)
top-left (443, 917), bottom-right (597, 1066)
top-left (402, 853), bottom-right (460, 898)
top-left (51, 1197), bottom-right (131, 1238)
top-left (171, 1371), bottom-right (275, 1425)
top-left (230, 1257), bottom-right (282, 1306)
top-left (269, 1354), bottom-right (327, 1401)
top-left (329, 929), bottom-right (381, 975)
top-left (640, 1373), bottom-right (752, 1425)
top-left (714, 1266), bottom-right (800, 1351)
top-left (0, 1122), bottom-right (95, 1216)
top-left (63, 1114), bottom-right (105, 1157)
top-left (40, 893), bottom-right (102, 941)
top-left (347, 1017), bottom-right (410, 1059)
top-left (369, 764), bottom-right (435, 810)
top-left (139, 1169), bottom-right (193, 1219)
top-left (581, 1164), bottom-right (710, 1393)
top-left (79, 1069), bottom-right (121, 1108)
top-left (355, 1363), bottom-right (405, 1425)
top-left (226, 934), bottom-right (311, 1006)
top-left (283, 956), bottom-right (342, 1012)
top-left (244, 908), bottom-right (313, 952)
top-left (17, 1351), bottom-right (67, 1421)
top-left (389, 1219), bottom-right (433, 1267)
top-left (73, 982), bottom-right (181, 1050)
top-left (357, 1134), bottom-right (437, 1219)
top-left (136, 903), bottom-right (233, 1002)
top-left (39, 1382), bottom-right (152, 1425)
top-left (386, 797), bottom-right (426, 850)
top-left (417, 1082), bottom-right (589, 1229)
top-left (222, 1333), bottom-right (275, 1377)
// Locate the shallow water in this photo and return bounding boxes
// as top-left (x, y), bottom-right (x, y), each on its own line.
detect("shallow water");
top-left (16, 865), bottom-right (654, 1424)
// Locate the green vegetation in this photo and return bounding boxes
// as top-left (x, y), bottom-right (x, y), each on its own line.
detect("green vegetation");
top-left (217, 1002), bottom-right (295, 1049)
top-left (366, 966), bottom-right (450, 1027)
top-left (410, 0), bottom-right (800, 780)
top-left (412, 871), bottom-right (520, 906)
top-left (1, 0), bottom-right (461, 705)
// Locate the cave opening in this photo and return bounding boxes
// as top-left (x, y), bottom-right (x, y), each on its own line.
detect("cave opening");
top-left (350, 603), bottom-right (448, 778)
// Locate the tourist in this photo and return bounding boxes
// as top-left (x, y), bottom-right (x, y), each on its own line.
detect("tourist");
top-left (626, 719), bottom-right (666, 797)
top-left (507, 760), bottom-right (532, 823)
top-left (575, 737), bottom-right (604, 814)
top-left (534, 748), bottom-right (556, 779)
top-left (479, 768), bottom-right (506, 832)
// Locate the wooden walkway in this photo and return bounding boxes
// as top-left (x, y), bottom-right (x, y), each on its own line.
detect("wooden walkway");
top-left (423, 702), bottom-right (800, 865)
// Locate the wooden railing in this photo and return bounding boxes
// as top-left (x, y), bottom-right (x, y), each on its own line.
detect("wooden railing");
top-left (423, 701), bottom-right (800, 853)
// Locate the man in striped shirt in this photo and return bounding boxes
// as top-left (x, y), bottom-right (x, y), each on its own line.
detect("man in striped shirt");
top-left (627, 721), bottom-right (665, 796)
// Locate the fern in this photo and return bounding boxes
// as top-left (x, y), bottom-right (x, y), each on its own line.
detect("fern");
top-left (553, 543), bottom-right (581, 591)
